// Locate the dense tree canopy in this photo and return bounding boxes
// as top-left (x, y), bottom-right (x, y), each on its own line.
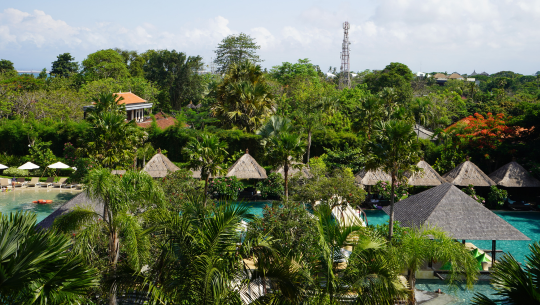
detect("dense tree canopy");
top-left (214, 33), bottom-right (262, 74)
top-left (51, 52), bottom-right (79, 77)
top-left (82, 49), bottom-right (130, 81)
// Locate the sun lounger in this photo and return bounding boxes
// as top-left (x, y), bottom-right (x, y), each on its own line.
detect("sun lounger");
top-left (42, 177), bottom-right (55, 188)
top-left (26, 177), bottom-right (40, 187)
top-left (51, 177), bottom-right (68, 188)
top-left (14, 177), bottom-right (27, 188)
top-left (63, 182), bottom-right (82, 189)
top-left (0, 178), bottom-right (12, 190)
top-left (505, 198), bottom-right (536, 211)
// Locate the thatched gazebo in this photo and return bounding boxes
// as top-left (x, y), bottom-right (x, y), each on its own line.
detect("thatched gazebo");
top-left (488, 161), bottom-right (540, 187)
top-left (111, 170), bottom-right (126, 175)
top-left (354, 168), bottom-right (391, 186)
top-left (272, 162), bottom-right (312, 179)
top-left (143, 150), bottom-right (180, 178)
top-left (227, 149), bottom-right (267, 179)
top-left (442, 158), bottom-right (496, 186)
top-left (406, 160), bottom-right (446, 186)
top-left (383, 183), bottom-right (529, 262)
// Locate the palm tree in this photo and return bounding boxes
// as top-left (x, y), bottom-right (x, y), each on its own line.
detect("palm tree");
top-left (54, 169), bottom-right (165, 305)
top-left (85, 92), bottom-right (125, 118)
top-left (366, 120), bottom-right (421, 240)
top-left (391, 227), bottom-right (479, 305)
top-left (266, 131), bottom-right (305, 201)
top-left (256, 115), bottom-right (293, 140)
top-left (411, 98), bottom-right (433, 140)
top-left (147, 202), bottom-right (254, 304)
top-left (213, 60), bottom-right (275, 131)
top-left (184, 134), bottom-right (228, 205)
top-left (137, 142), bottom-right (155, 168)
top-left (353, 95), bottom-right (384, 139)
top-left (472, 242), bottom-right (540, 305)
top-left (0, 212), bottom-right (98, 303)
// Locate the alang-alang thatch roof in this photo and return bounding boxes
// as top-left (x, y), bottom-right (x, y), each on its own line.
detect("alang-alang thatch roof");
top-left (442, 159), bottom-right (496, 186)
top-left (272, 162), bottom-right (312, 179)
top-left (143, 150), bottom-right (180, 178)
top-left (354, 168), bottom-right (391, 186)
top-left (488, 161), bottom-right (540, 187)
top-left (382, 183), bottom-right (529, 241)
top-left (406, 160), bottom-right (446, 186)
top-left (227, 149), bottom-right (267, 179)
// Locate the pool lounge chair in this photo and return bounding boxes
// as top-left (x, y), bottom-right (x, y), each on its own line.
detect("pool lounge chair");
top-left (14, 177), bottom-right (27, 188)
top-left (51, 177), bottom-right (68, 188)
top-left (63, 182), bottom-right (82, 189)
top-left (26, 177), bottom-right (40, 187)
top-left (42, 177), bottom-right (55, 188)
top-left (0, 178), bottom-right (12, 190)
top-left (505, 198), bottom-right (536, 211)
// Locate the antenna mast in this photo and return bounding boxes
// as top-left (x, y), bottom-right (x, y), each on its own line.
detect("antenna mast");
top-left (339, 21), bottom-right (351, 89)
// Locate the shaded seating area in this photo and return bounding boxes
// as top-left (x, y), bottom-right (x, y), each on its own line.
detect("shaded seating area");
top-left (355, 168), bottom-right (391, 208)
top-left (488, 160), bottom-right (540, 210)
top-left (382, 183), bottom-right (529, 275)
top-left (272, 161), bottom-right (312, 179)
top-left (226, 149), bottom-right (267, 200)
top-left (142, 150), bottom-right (180, 178)
top-left (443, 158), bottom-right (496, 187)
top-left (406, 160), bottom-right (446, 186)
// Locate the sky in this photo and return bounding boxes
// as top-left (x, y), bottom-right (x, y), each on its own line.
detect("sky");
top-left (1, 0), bottom-right (540, 75)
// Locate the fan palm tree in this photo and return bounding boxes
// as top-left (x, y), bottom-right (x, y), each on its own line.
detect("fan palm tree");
top-left (472, 242), bottom-right (540, 305)
top-left (391, 227), bottom-right (479, 305)
top-left (266, 131), bottom-right (305, 201)
top-left (366, 120), bottom-right (421, 240)
top-left (0, 212), bottom-right (98, 304)
top-left (184, 134), bottom-right (228, 205)
top-left (53, 169), bottom-right (165, 305)
top-left (213, 60), bottom-right (275, 131)
top-left (85, 92), bottom-right (125, 119)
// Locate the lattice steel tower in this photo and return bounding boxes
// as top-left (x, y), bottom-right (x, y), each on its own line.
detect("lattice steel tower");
top-left (339, 21), bottom-right (351, 89)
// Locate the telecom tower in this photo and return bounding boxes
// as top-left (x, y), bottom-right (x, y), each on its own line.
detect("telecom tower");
top-left (339, 21), bottom-right (351, 89)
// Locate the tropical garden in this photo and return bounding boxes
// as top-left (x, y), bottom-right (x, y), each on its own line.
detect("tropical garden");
top-left (0, 33), bottom-right (540, 304)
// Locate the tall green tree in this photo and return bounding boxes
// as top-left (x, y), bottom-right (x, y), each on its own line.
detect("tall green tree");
top-left (214, 33), bottom-right (262, 74)
top-left (82, 49), bottom-right (129, 81)
top-left (352, 95), bottom-right (384, 139)
top-left (51, 53), bottom-right (79, 77)
top-left (266, 131), bottom-right (305, 200)
top-left (0, 59), bottom-right (16, 75)
top-left (0, 212), bottom-right (98, 304)
top-left (54, 169), bottom-right (165, 305)
top-left (366, 120), bottom-right (421, 240)
top-left (143, 49), bottom-right (204, 111)
top-left (364, 62), bottom-right (414, 105)
top-left (213, 60), bottom-right (275, 131)
top-left (184, 134), bottom-right (228, 205)
top-left (113, 48), bottom-right (145, 77)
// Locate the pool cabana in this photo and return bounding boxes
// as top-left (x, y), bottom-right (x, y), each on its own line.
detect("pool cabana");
top-left (354, 168), bottom-right (391, 186)
top-left (488, 160), bottom-right (540, 188)
top-left (442, 158), bottom-right (496, 186)
top-left (382, 183), bottom-right (529, 264)
top-left (143, 150), bottom-right (180, 178)
top-left (405, 160), bottom-right (446, 186)
top-left (272, 161), bottom-right (312, 179)
top-left (226, 149), bottom-right (267, 179)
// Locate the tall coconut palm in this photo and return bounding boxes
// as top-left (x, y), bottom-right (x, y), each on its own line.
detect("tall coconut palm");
top-left (266, 131), bottom-right (305, 201)
top-left (391, 227), bottom-right (479, 305)
top-left (0, 212), bottom-right (98, 304)
top-left (353, 95), bottom-right (384, 139)
top-left (54, 169), bottom-right (165, 305)
top-left (213, 60), bottom-right (275, 131)
top-left (184, 134), bottom-right (228, 205)
top-left (85, 92), bottom-right (125, 118)
top-left (366, 120), bottom-right (421, 240)
top-left (472, 242), bottom-right (540, 305)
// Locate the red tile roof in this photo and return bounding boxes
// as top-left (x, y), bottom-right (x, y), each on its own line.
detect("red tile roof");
top-left (137, 112), bottom-right (178, 130)
top-left (114, 92), bottom-right (147, 105)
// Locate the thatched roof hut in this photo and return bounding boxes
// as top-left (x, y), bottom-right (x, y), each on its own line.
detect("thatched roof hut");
top-left (382, 183), bottom-right (529, 241)
top-left (111, 170), bottom-right (126, 175)
top-left (406, 160), bottom-right (446, 186)
top-left (38, 192), bottom-right (104, 229)
top-left (354, 168), bottom-right (391, 186)
top-left (488, 161), bottom-right (540, 187)
top-left (227, 149), bottom-right (267, 179)
top-left (143, 151), bottom-right (180, 178)
top-left (272, 162), bottom-right (312, 179)
top-left (442, 159), bottom-right (496, 186)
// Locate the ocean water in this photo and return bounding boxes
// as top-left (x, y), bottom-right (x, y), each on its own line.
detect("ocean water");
top-left (0, 188), bottom-right (80, 222)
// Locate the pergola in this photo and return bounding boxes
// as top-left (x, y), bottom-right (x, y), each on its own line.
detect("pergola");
top-left (382, 183), bottom-right (529, 263)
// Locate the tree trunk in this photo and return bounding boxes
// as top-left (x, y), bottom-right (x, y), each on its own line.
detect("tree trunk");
top-left (109, 228), bottom-right (120, 305)
top-left (408, 268), bottom-right (416, 305)
top-left (307, 129), bottom-right (312, 164)
top-left (388, 173), bottom-right (396, 240)
top-left (284, 163), bottom-right (289, 201)
top-left (204, 176), bottom-right (209, 207)
top-left (143, 155), bottom-right (146, 168)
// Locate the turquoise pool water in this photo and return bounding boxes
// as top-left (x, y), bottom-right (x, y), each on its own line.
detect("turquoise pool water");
top-left (0, 188), bottom-right (81, 222)
top-left (364, 209), bottom-right (540, 304)
top-left (233, 201), bottom-right (274, 219)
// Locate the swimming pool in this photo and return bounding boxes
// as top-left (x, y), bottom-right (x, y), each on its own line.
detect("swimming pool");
top-left (0, 188), bottom-right (81, 222)
top-left (364, 209), bottom-right (540, 304)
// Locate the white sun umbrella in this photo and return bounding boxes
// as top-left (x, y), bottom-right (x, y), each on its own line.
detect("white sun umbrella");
top-left (0, 164), bottom-right (7, 170)
top-left (18, 162), bottom-right (40, 170)
top-left (47, 162), bottom-right (70, 169)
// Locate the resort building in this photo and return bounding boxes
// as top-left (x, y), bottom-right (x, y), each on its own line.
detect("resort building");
top-left (83, 92), bottom-right (153, 123)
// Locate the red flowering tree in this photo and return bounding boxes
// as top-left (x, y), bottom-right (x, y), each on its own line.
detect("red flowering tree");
top-left (453, 113), bottom-right (513, 157)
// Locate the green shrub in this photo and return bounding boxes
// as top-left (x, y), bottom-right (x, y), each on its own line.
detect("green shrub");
top-left (3, 167), bottom-right (29, 177)
top-left (487, 185), bottom-right (508, 209)
top-left (256, 173), bottom-right (284, 199)
top-left (209, 176), bottom-right (245, 200)
top-left (462, 184), bottom-right (485, 204)
top-left (373, 180), bottom-right (410, 201)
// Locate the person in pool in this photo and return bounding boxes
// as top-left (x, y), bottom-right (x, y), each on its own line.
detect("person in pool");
top-left (11, 177), bottom-right (16, 188)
